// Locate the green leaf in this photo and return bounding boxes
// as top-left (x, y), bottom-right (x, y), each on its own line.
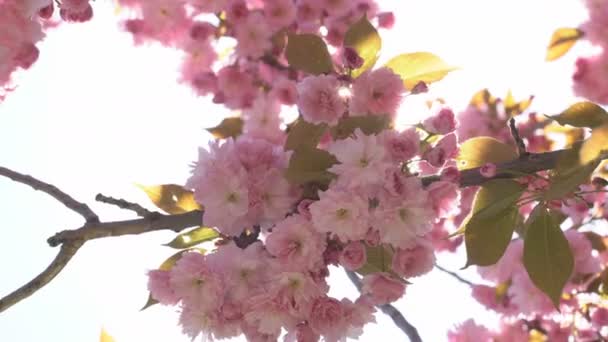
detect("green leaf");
top-left (100, 329), bottom-right (116, 342)
top-left (385, 52), bottom-right (457, 90)
top-left (164, 227), bottom-right (219, 249)
top-left (544, 147), bottom-right (599, 200)
top-left (137, 184), bottom-right (201, 214)
top-left (356, 245), bottom-right (393, 276)
top-left (523, 204), bottom-right (574, 307)
top-left (457, 137), bottom-right (518, 170)
top-left (141, 249), bottom-right (206, 311)
top-left (286, 33), bottom-right (333, 75)
top-left (463, 180), bottom-right (525, 266)
top-left (344, 16), bottom-right (381, 77)
top-left (580, 123), bottom-right (608, 165)
top-left (206, 117), bottom-right (243, 139)
top-left (548, 101), bottom-right (608, 128)
top-left (330, 115), bottom-right (391, 140)
top-left (285, 119), bottom-right (327, 151)
top-left (546, 27), bottom-right (584, 61)
top-left (285, 146), bottom-right (338, 185)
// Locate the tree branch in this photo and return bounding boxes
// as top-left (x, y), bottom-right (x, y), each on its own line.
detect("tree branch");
top-left (434, 264), bottom-right (474, 286)
top-left (95, 193), bottom-right (156, 217)
top-left (0, 241), bottom-right (83, 313)
top-left (421, 147), bottom-right (572, 187)
top-left (345, 270), bottom-right (423, 342)
top-left (0, 166), bottom-right (98, 223)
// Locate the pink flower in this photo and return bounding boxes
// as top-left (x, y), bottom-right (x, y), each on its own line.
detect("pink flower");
top-left (263, 0), bottom-right (296, 30)
top-left (235, 12), bottom-right (272, 58)
top-left (216, 65), bottom-right (257, 109)
top-left (470, 285), bottom-right (518, 316)
top-left (377, 12), bottom-right (395, 29)
top-left (379, 128), bottom-right (420, 162)
top-left (339, 241), bottom-right (367, 270)
top-left (479, 162), bottom-right (497, 178)
top-left (447, 319), bottom-right (493, 342)
top-left (328, 129), bottom-right (390, 187)
top-left (565, 229), bottom-right (601, 275)
top-left (188, 0), bottom-right (226, 13)
top-left (361, 273), bottom-right (405, 305)
top-left (270, 77), bottom-right (297, 105)
top-left (441, 166), bottom-right (461, 183)
top-left (391, 240), bottom-right (435, 278)
top-left (372, 184), bottom-right (434, 249)
top-left (591, 307), bottom-right (608, 329)
top-left (147, 270), bottom-right (179, 305)
top-left (427, 180), bottom-right (459, 217)
top-left (243, 95), bottom-right (283, 144)
top-left (423, 107), bottom-right (457, 134)
top-left (169, 252), bottom-right (224, 310)
top-left (350, 68), bottom-right (405, 118)
top-left (297, 75), bottom-right (345, 125)
top-left (284, 323), bottom-right (319, 342)
top-left (266, 215), bottom-right (326, 271)
top-left (423, 133), bottom-right (458, 168)
top-left (572, 53), bottom-right (608, 105)
top-left (508, 270), bottom-right (555, 315)
top-left (308, 296), bottom-right (348, 341)
top-left (310, 186), bottom-right (370, 242)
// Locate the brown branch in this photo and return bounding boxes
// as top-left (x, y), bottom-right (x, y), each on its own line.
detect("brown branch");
top-left (95, 193), bottom-right (156, 218)
top-left (0, 241), bottom-right (83, 313)
top-left (0, 166), bottom-right (99, 223)
top-left (421, 148), bottom-right (570, 187)
top-left (345, 270), bottom-right (423, 342)
top-left (434, 263), bottom-right (474, 286)
top-left (47, 210), bottom-right (202, 247)
top-left (509, 117), bottom-right (528, 156)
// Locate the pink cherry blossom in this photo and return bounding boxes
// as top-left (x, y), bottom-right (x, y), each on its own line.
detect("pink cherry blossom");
top-left (308, 296), bottom-right (348, 341)
top-left (297, 75), bottom-right (345, 125)
top-left (448, 319), bottom-right (494, 342)
top-left (147, 270), bottom-right (179, 305)
top-left (350, 67), bottom-right (405, 118)
top-left (391, 240), bottom-right (436, 278)
top-left (243, 95), bottom-right (284, 144)
top-left (573, 53), bottom-right (608, 105)
top-left (361, 273), bottom-right (405, 305)
top-left (169, 252), bottom-right (224, 309)
top-left (235, 12), bottom-right (272, 58)
top-left (266, 215), bottom-right (326, 271)
top-left (339, 241), bottom-right (367, 270)
top-left (379, 128), bottom-right (420, 162)
top-left (480, 162), bottom-right (497, 178)
top-left (328, 129), bottom-right (390, 187)
top-left (263, 0), bottom-right (296, 30)
top-left (565, 229), bottom-right (601, 275)
top-left (423, 108), bottom-right (457, 135)
top-left (424, 133), bottom-right (458, 168)
top-left (309, 186), bottom-right (370, 242)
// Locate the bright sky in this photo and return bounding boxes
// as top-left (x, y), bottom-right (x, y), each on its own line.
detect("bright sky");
top-left (0, 0), bottom-right (593, 341)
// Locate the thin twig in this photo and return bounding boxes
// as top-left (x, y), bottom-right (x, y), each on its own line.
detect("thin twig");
top-left (509, 117), bottom-right (528, 157)
top-left (0, 166), bottom-right (98, 223)
top-left (345, 270), bottom-right (423, 342)
top-left (0, 241), bottom-right (83, 313)
top-left (95, 193), bottom-right (155, 218)
top-left (434, 264), bottom-right (474, 286)
top-left (47, 210), bottom-right (202, 247)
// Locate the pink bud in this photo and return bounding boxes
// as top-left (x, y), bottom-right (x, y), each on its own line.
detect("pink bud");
top-left (361, 273), bottom-right (405, 305)
top-left (339, 241), bottom-right (367, 270)
top-left (410, 81), bottom-right (428, 94)
top-left (189, 22), bottom-right (215, 41)
top-left (38, 3), bottom-right (54, 19)
top-left (343, 47), bottom-right (364, 69)
top-left (479, 163), bottom-right (497, 178)
top-left (591, 307), bottom-right (608, 329)
top-left (192, 72), bottom-right (217, 95)
top-left (124, 19), bottom-right (145, 34)
top-left (297, 199), bottom-right (315, 220)
top-left (14, 43), bottom-right (39, 69)
top-left (423, 108), bottom-right (456, 134)
top-left (377, 12), bottom-right (395, 29)
top-left (440, 166), bottom-right (460, 183)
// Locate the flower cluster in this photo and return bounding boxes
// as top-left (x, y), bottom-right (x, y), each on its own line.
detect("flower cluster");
top-left (572, 0), bottom-right (608, 103)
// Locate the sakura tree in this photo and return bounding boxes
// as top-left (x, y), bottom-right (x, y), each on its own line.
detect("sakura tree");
top-left (1, 0), bottom-right (608, 341)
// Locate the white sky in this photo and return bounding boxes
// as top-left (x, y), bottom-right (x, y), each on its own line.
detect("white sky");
top-left (0, 0), bottom-right (593, 341)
